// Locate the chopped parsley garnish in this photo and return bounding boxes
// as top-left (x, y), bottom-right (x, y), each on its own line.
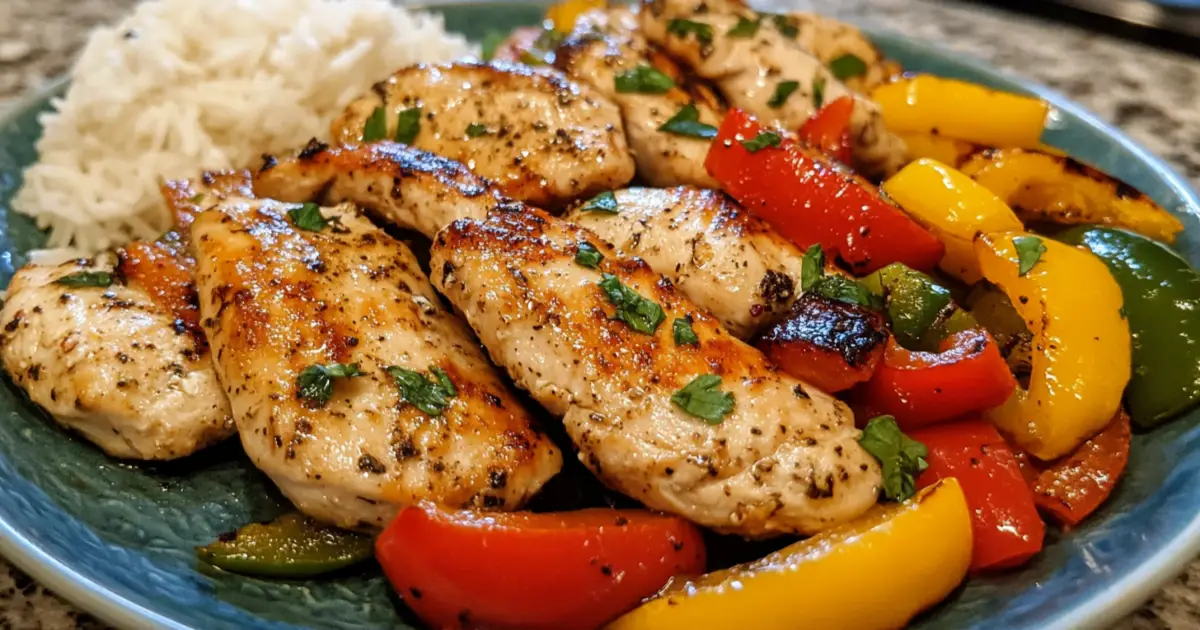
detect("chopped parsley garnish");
top-left (580, 191), bottom-right (618, 214)
top-left (800, 244), bottom-right (825, 291)
top-left (858, 415), bottom-right (928, 502)
top-left (671, 374), bottom-right (734, 424)
top-left (465, 123), bottom-right (490, 138)
top-left (672, 317), bottom-right (699, 346)
top-left (667, 18), bottom-right (713, 44)
top-left (740, 130), bottom-right (782, 153)
top-left (829, 53), bottom-right (868, 80)
top-left (799, 244), bottom-right (881, 309)
top-left (387, 365), bottom-right (457, 416)
top-left (481, 31), bottom-right (506, 61)
top-left (1014, 235), bottom-right (1046, 276)
top-left (288, 202), bottom-right (327, 232)
top-left (188, 193), bottom-right (205, 203)
top-left (599, 273), bottom-right (665, 335)
top-left (767, 80), bottom-right (800, 108)
top-left (812, 76), bottom-right (827, 109)
top-left (296, 362), bottom-right (363, 407)
top-left (614, 64), bottom-right (676, 94)
top-left (362, 106), bottom-right (388, 142)
top-left (727, 15), bottom-right (761, 37)
top-left (658, 103), bottom-right (717, 139)
top-left (54, 271), bottom-right (114, 288)
top-left (768, 13), bottom-right (799, 38)
top-left (575, 241), bottom-right (604, 268)
top-left (395, 107), bottom-right (422, 145)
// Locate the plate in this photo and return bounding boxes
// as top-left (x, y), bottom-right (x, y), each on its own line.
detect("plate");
top-left (2, 2), bottom-right (1200, 629)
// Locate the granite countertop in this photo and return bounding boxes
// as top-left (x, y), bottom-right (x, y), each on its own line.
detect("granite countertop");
top-left (2, 0), bottom-right (1200, 628)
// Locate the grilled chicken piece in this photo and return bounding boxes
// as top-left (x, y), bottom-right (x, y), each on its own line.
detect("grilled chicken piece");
top-left (0, 255), bottom-right (234, 460)
top-left (555, 8), bottom-right (720, 188)
top-left (190, 194), bottom-right (561, 529)
top-left (787, 11), bottom-right (899, 93)
top-left (639, 0), bottom-right (906, 176)
top-left (331, 62), bottom-right (635, 209)
top-left (566, 187), bottom-right (804, 339)
top-left (253, 141), bottom-right (500, 239)
top-left (430, 206), bottom-right (882, 537)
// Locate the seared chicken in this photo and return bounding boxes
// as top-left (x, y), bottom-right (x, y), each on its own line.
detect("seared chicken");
top-left (555, 8), bottom-right (720, 188)
top-left (253, 141), bottom-right (499, 239)
top-left (0, 255), bottom-right (234, 460)
top-left (331, 61), bottom-right (635, 208)
top-left (639, 0), bottom-right (907, 176)
top-left (430, 206), bottom-right (882, 537)
top-left (787, 10), bottom-right (900, 93)
top-left (190, 192), bottom-right (562, 529)
top-left (566, 187), bottom-right (804, 339)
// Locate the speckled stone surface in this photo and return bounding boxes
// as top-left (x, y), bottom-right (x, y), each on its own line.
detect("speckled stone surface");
top-left (2, 0), bottom-right (1200, 628)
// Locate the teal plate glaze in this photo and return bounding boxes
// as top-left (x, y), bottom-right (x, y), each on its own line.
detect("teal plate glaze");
top-left (2, 2), bottom-right (1200, 629)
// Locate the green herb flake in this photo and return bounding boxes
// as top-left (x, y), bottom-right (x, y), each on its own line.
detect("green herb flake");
top-left (673, 317), bottom-right (699, 346)
top-left (671, 374), bottom-right (734, 424)
top-left (296, 362), bottom-right (363, 407)
top-left (599, 273), bottom-right (666, 335)
top-left (740, 130), bottom-right (782, 153)
top-left (800, 244), bottom-right (825, 291)
top-left (288, 202), bottom-right (327, 232)
top-left (667, 18), bottom-right (713, 43)
top-left (387, 365), bottom-right (457, 416)
top-left (768, 13), bottom-right (799, 38)
top-left (812, 76), bottom-right (827, 109)
top-left (481, 31), bottom-right (507, 61)
top-left (1013, 235), bottom-right (1046, 276)
top-left (54, 271), bottom-right (114, 288)
top-left (465, 123), bottom-right (490, 138)
top-left (857, 415), bottom-right (929, 502)
top-left (580, 191), bottom-right (619, 214)
top-left (812, 275), bottom-right (881, 310)
top-left (614, 64), bottom-right (676, 94)
top-left (727, 15), bottom-right (761, 37)
top-left (829, 53), bottom-right (868, 80)
top-left (394, 107), bottom-right (422, 145)
top-left (362, 106), bottom-right (388, 142)
top-left (658, 103), bottom-right (717, 139)
top-left (767, 80), bottom-right (800, 109)
top-left (575, 241), bottom-right (604, 268)
top-left (188, 193), bottom-right (205, 203)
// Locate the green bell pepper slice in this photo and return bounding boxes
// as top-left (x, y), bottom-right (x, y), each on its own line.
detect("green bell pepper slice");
top-left (197, 513), bottom-right (373, 578)
top-left (862, 263), bottom-right (976, 350)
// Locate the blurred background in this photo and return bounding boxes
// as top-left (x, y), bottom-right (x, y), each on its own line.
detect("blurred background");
top-left (968, 0), bottom-right (1200, 52)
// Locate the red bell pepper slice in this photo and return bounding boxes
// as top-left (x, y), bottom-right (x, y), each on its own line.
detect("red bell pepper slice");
top-left (1030, 409), bottom-right (1131, 527)
top-left (798, 96), bottom-right (854, 165)
top-left (858, 328), bottom-right (1016, 430)
top-left (758, 292), bottom-right (888, 393)
top-left (912, 420), bottom-right (1045, 572)
top-left (705, 108), bottom-right (944, 274)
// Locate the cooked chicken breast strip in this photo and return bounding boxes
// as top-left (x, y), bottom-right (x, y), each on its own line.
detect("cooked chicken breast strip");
top-left (0, 255), bottom-right (234, 460)
top-left (639, 0), bottom-right (906, 176)
top-left (566, 187), bottom-right (804, 339)
top-left (190, 194), bottom-right (561, 529)
top-left (554, 8), bottom-right (720, 188)
top-left (787, 10), bottom-right (898, 93)
top-left (430, 206), bottom-right (881, 537)
top-left (331, 61), bottom-right (635, 208)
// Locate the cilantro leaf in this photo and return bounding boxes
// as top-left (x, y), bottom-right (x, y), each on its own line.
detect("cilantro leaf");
top-left (1014, 235), bottom-right (1046, 276)
top-left (858, 415), bottom-right (929, 502)
top-left (667, 18), bottom-right (713, 43)
top-left (767, 13), bottom-right (799, 38)
top-left (800, 244), bottom-right (825, 291)
top-left (395, 107), bottom-right (422, 144)
top-left (54, 271), bottom-right (114, 288)
top-left (671, 374), bottom-right (734, 424)
top-left (288, 202), bottom-right (327, 232)
top-left (812, 75), bottom-right (826, 109)
top-left (740, 130), bottom-right (782, 153)
top-left (599, 273), bottom-right (665, 335)
top-left (811, 275), bottom-right (881, 310)
top-left (575, 241), bottom-right (604, 268)
top-left (727, 15), bottom-right (761, 37)
top-left (673, 317), bottom-right (699, 346)
top-left (362, 106), bottom-right (388, 142)
top-left (658, 103), bottom-right (717, 139)
top-left (481, 31), bottom-right (506, 61)
top-left (580, 191), bottom-right (618, 214)
top-left (429, 366), bottom-right (457, 398)
top-left (614, 64), bottom-right (676, 94)
top-left (465, 122), bottom-right (490, 138)
top-left (829, 53), bottom-right (867, 80)
top-left (387, 365), bottom-right (456, 416)
top-left (767, 80), bottom-right (800, 109)
top-left (296, 362), bottom-right (363, 407)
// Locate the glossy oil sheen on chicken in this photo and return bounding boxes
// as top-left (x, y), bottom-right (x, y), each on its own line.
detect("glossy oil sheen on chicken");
top-left (430, 205), bottom-right (882, 537)
top-left (566, 187), bottom-right (805, 339)
top-left (0, 256), bottom-right (234, 460)
top-left (189, 193), bottom-right (561, 529)
top-left (331, 61), bottom-right (635, 208)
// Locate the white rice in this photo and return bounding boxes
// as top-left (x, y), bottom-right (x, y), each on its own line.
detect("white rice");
top-left (13, 0), bottom-right (475, 253)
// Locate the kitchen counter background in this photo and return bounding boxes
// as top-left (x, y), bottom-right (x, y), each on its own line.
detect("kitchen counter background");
top-left (2, 0), bottom-right (1199, 628)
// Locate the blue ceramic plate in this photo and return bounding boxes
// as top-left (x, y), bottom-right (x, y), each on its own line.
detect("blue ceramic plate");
top-left (2, 2), bottom-right (1199, 629)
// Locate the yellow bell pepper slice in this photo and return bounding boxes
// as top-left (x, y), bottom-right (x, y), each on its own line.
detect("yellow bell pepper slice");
top-left (545, 0), bottom-right (605, 33)
top-left (895, 132), bottom-right (977, 167)
top-left (607, 479), bottom-right (972, 630)
top-left (872, 75), bottom-right (1048, 149)
top-left (883, 158), bottom-right (1023, 284)
top-left (974, 232), bottom-right (1131, 460)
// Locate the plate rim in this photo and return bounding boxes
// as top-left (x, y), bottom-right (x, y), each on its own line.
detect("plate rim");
top-left (0, 7), bottom-right (1199, 629)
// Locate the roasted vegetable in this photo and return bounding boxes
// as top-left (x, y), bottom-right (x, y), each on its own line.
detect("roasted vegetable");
top-left (871, 75), bottom-right (1048, 149)
top-left (545, 0), bottom-right (604, 32)
top-left (964, 283), bottom-right (1034, 380)
top-left (895, 132), bottom-right (976, 167)
top-left (607, 479), bottom-right (972, 630)
top-left (1057, 226), bottom-right (1200, 428)
top-left (797, 95), bottom-right (854, 165)
top-left (196, 513), bottom-right (373, 578)
top-left (860, 262), bottom-right (971, 351)
top-left (1029, 409), bottom-right (1131, 527)
top-left (960, 149), bottom-right (1183, 243)
top-left (758, 292), bottom-right (889, 393)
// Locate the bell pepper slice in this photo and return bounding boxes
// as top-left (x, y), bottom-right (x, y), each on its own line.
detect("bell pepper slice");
top-left (912, 421), bottom-right (1044, 572)
top-left (871, 75), bottom-right (1048, 149)
top-left (758, 292), bottom-right (889, 393)
top-left (545, 0), bottom-right (605, 33)
top-left (1056, 226), bottom-right (1200, 428)
top-left (196, 513), bottom-right (373, 578)
top-left (706, 109), bottom-right (944, 274)
top-left (797, 95), bottom-right (854, 165)
top-left (974, 232), bottom-right (1131, 460)
top-left (607, 479), bottom-right (971, 630)
top-left (882, 158), bottom-right (1024, 284)
top-left (860, 262), bottom-right (967, 351)
top-left (1031, 408), bottom-right (1131, 527)
top-left (858, 329), bottom-right (1016, 430)
top-left (895, 132), bottom-right (977, 167)
top-left (376, 504), bottom-right (705, 630)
